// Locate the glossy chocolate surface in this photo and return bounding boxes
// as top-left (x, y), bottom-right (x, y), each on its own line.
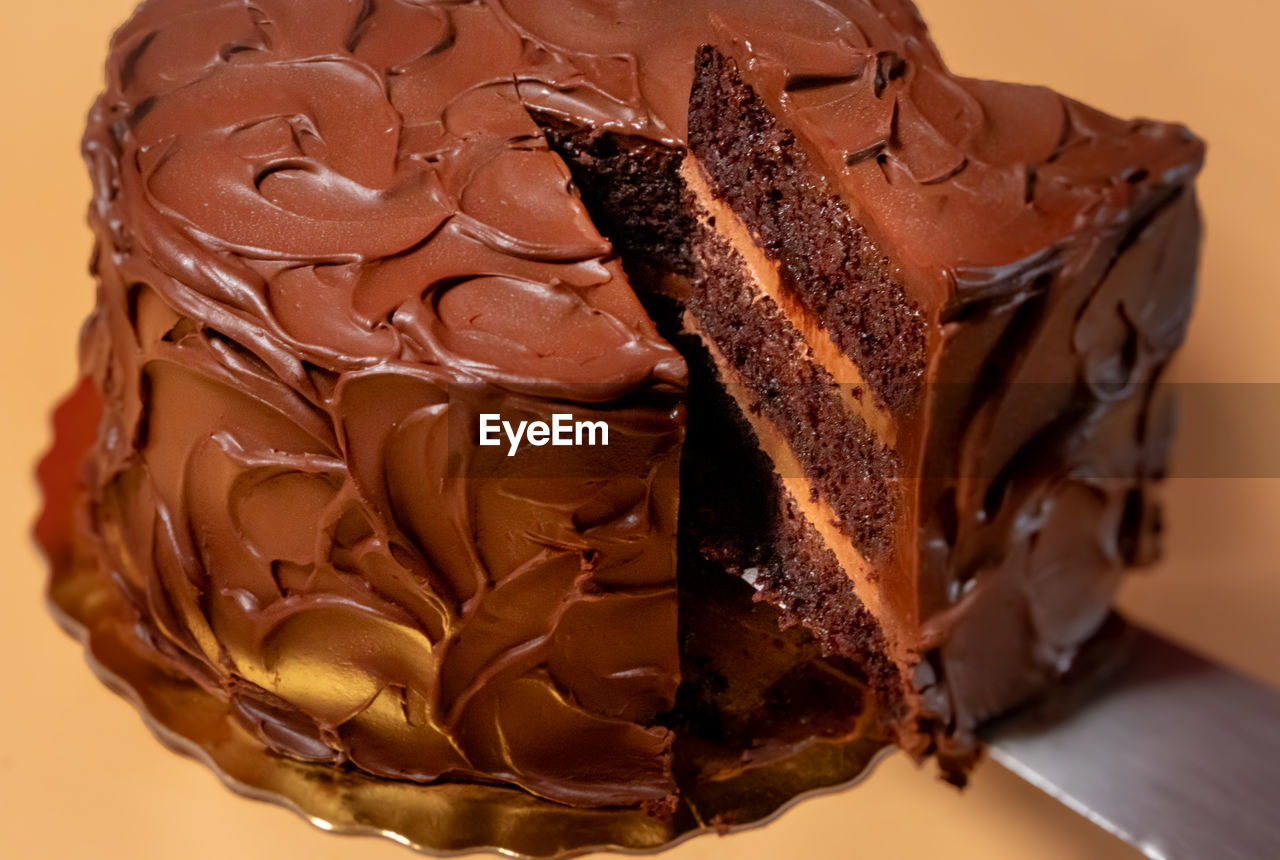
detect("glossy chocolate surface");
top-left (76, 0), bottom-right (1203, 805)
top-left (81, 0), bottom-right (694, 808)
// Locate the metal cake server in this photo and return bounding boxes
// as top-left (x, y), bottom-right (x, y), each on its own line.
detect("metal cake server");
top-left (986, 627), bottom-right (1280, 860)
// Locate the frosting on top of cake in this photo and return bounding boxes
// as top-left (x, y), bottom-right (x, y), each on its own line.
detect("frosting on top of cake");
top-left (95, 0), bottom-right (1204, 372)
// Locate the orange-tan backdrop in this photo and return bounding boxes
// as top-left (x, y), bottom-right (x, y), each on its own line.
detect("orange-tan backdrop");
top-left (2, 1), bottom-right (1277, 858)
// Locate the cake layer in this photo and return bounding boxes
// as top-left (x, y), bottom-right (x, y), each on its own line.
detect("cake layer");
top-left (686, 230), bottom-right (901, 564)
top-left (672, 328), bottom-right (903, 711)
top-left (684, 311), bottom-right (880, 614)
top-left (682, 161), bottom-right (896, 445)
top-left (688, 47), bottom-right (927, 413)
top-left (538, 116), bottom-right (697, 281)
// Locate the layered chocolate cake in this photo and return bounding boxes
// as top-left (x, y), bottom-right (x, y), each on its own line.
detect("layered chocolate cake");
top-left (64, 0), bottom-right (1203, 817)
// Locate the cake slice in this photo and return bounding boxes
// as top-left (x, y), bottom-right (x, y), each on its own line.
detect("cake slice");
top-left (677, 40), bottom-right (1203, 771)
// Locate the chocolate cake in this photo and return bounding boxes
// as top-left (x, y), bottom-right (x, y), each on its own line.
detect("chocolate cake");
top-left (64, 0), bottom-right (1203, 816)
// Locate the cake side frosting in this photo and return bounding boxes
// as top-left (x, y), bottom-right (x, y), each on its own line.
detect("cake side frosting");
top-left (81, 0), bottom-right (691, 807)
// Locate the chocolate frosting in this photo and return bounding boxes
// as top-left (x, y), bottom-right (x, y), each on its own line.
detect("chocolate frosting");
top-left (78, 0), bottom-right (1204, 804)
top-left (82, 0), bottom-right (694, 808)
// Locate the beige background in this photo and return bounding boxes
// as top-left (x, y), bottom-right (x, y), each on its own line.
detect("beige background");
top-left (2, 1), bottom-right (1277, 857)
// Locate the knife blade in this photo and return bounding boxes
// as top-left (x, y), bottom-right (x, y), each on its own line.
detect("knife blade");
top-left (985, 626), bottom-right (1280, 860)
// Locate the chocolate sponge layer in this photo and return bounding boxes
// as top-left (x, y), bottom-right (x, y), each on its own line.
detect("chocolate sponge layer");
top-left (674, 326), bottom-right (902, 707)
top-left (538, 115), bottom-right (697, 278)
top-left (687, 227), bottom-right (900, 562)
top-left (688, 47), bottom-right (927, 413)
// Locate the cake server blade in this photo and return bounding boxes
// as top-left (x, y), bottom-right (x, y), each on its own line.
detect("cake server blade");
top-left (985, 626), bottom-right (1280, 860)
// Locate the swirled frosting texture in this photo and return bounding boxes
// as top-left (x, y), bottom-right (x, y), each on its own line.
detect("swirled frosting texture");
top-left (82, 0), bottom-right (693, 807)
top-left (79, 0), bottom-right (1204, 804)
